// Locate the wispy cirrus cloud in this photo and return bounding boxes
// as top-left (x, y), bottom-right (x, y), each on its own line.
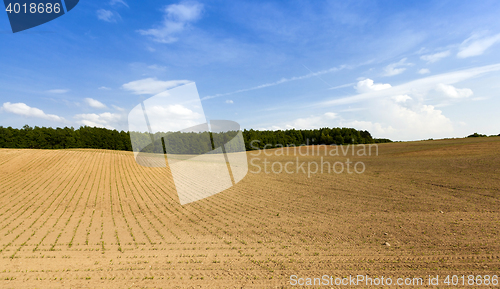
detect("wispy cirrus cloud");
top-left (97, 9), bottom-right (120, 22)
top-left (147, 64), bottom-right (167, 71)
top-left (457, 33), bottom-right (500, 58)
top-left (109, 0), bottom-right (128, 8)
top-left (97, 1), bottom-right (127, 23)
top-left (122, 78), bottom-right (191, 95)
top-left (318, 63), bottom-right (500, 107)
top-left (202, 65), bottom-right (346, 100)
top-left (138, 2), bottom-right (203, 43)
top-left (112, 105), bottom-right (125, 111)
top-left (420, 50), bottom-right (450, 63)
top-left (46, 89), bottom-right (69, 94)
top-left (383, 58), bottom-right (413, 76)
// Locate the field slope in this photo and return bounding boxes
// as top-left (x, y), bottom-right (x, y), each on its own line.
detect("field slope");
top-left (0, 137), bottom-right (499, 288)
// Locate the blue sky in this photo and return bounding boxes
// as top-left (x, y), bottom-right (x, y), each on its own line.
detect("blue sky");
top-left (1, 0), bottom-right (500, 141)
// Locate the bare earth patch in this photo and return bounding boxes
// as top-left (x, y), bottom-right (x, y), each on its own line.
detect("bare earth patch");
top-left (0, 137), bottom-right (499, 288)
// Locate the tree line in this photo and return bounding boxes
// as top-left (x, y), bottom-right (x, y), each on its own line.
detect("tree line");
top-left (0, 125), bottom-right (392, 153)
top-left (467, 132), bottom-right (500, 138)
top-left (242, 127), bottom-right (391, 150)
top-left (130, 130), bottom-right (244, 155)
top-left (0, 125), bottom-right (132, 151)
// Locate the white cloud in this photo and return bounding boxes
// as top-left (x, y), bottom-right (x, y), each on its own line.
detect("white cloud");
top-left (435, 83), bottom-right (473, 98)
top-left (420, 50), bottom-right (450, 63)
top-left (383, 58), bottom-right (412, 76)
top-left (384, 67), bottom-right (405, 77)
top-left (324, 112), bottom-right (337, 119)
top-left (2, 102), bottom-right (65, 122)
top-left (112, 105), bottom-right (125, 111)
top-left (320, 63), bottom-right (500, 107)
top-left (284, 112), bottom-right (337, 130)
top-left (122, 78), bottom-right (191, 95)
top-left (98, 86), bottom-right (111, 90)
top-left (342, 99), bottom-right (453, 141)
top-left (147, 104), bottom-right (202, 120)
top-left (128, 102), bottom-right (205, 133)
top-left (340, 107), bottom-right (366, 112)
top-left (392, 94), bottom-right (412, 103)
top-left (97, 9), bottom-right (119, 22)
top-left (138, 2), bottom-right (203, 43)
top-left (418, 68), bottom-right (430, 74)
top-left (74, 112), bottom-right (124, 129)
top-left (225, 100), bottom-right (234, 104)
top-left (416, 47), bottom-right (429, 55)
top-left (166, 2), bottom-right (203, 22)
top-left (377, 101), bottom-right (453, 140)
top-left (457, 33), bottom-right (500, 58)
top-left (84, 98), bottom-right (107, 109)
top-left (341, 120), bottom-right (395, 136)
top-left (147, 64), bottom-right (167, 71)
top-left (109, 0), bottom-right (128, 7)
top-left (46, 89), bottom-right (69, 94)
top-left (355, 79), bottom-right (391, 93)
top-left (258, 125), bottom-right (283, 131)
top-left (309, 64), bottom-right (500, 140)
top-left (279, 101), bottom-right (452, 140)
top-left (328, 82), bottom-right (356, 90)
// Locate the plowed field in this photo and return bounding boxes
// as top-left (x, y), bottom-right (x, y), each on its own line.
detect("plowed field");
top-left (0, 137), bottom-right (499, 288)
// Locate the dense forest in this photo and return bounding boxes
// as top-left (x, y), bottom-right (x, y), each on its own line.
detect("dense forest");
top-left (241, 127), bottom-right (392, 150)
top-left (0, 125), bottom-right (132, 151)
top-left (0, 125), bottom-right (392, 153)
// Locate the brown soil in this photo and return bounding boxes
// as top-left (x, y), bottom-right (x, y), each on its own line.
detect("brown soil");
top-left (0, 137), bottom-right (499, 288)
